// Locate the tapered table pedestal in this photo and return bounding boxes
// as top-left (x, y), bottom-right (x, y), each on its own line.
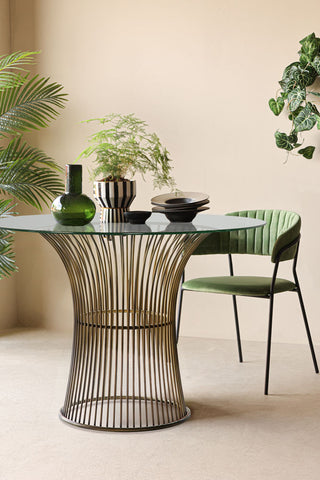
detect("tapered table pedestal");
top-left (0, 213), bottom-right (265, 431)
top-left (42, 232), bottom-right (205, 431)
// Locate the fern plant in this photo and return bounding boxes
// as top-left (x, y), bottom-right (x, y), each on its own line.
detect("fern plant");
top-left (0, 51), bottom-right (67, 278)
top-left (269, 33), bottom-right (320, 159)
top-left (78, 113), bottom-right (176, 190)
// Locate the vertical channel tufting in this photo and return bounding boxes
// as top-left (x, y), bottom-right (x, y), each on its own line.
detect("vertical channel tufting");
top-left (192, 209), bottom-right (301, 262)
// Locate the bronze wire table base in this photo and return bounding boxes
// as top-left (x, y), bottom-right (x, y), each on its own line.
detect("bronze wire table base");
top-left (42, 231), bottom-right (207, 431)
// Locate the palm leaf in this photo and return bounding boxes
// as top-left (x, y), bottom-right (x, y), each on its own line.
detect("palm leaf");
top-left (0, 51), bottom-right (40, 91)
top-left (0, 51), bottom-right (39, 71)
top-left (0, 199), bottom-right (17, 278)
top-left (0, 138), bottom-right (64, 209)
top-left (0, 74), bottom-right (67, 136)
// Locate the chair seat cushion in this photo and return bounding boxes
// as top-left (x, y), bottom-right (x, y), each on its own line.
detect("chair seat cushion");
top-left (182, 276), bottom-right (296, 297)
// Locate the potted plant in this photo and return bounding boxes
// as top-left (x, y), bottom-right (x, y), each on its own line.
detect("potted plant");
top-left (269, 32), bottom-right (320, 160)
top-left (78, 113), bottom-right (175, 222)
top-left (0, 51), bottom-right (67, 278)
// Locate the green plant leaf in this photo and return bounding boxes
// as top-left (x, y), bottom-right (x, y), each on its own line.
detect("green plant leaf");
top-left (307, 90), bottom-right (320, 97)
top-left (299, 33), bottom-right (320, 63)
top-left (0, 51), bottom-right (39, 72)
top-left (0, 50), bottom-right (67, 280)
top-left (292, 65), bottom-right (317, 87)
top-left (293, 104), bottom-right (317, 132)
top-left (0, 51), bottom-right (40, 92)
top-left (79, 113), bottom-right (175, 189)
top-left (311, 55), bottom-right (320, 75)
top-left (0, 138), bottom-right (64, 209)
top-left (288, 132), bottom-right (298, 144)
top-left (279, 77), bottom-right (297, 94)
top-left (282, 62), bottom-right (300, 81)
top-left (288, 87), bottom-right (306, 111)
top-left (288, 106), bottom-right (304, 120)
top-left (298, 146), bottom-right (316, 159)
top-left (268, 97), bottom-right (285, 116)
top-left (310, 103), bottom-right (320, 116)
top-left (299, 53), bottom-right (310, 68)
top-left (0, 74), bottom-right (67, 137)
top-left (274, 131), bottom-right (294, 151)
top-left (0, 199), bottom-right (16, 279)
top-left (281, 61), bottom-right (317, 88)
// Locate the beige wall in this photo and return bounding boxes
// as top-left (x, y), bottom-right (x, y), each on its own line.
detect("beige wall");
top-left (3, 0), bottom-right (320, 344)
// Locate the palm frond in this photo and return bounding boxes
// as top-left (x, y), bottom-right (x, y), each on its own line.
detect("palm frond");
top-left (0, 51), bottom-right (39, 72)
top-left (0, 72), bottom-right (26, 91)
top-left (0, 199), bottom-right (16, 278)
top-left (0, 138), bottom-right (64, 209)
top-left (0, 74), bottom-right (67, 136)
top-left (0, 51), bottom-right (40, 91)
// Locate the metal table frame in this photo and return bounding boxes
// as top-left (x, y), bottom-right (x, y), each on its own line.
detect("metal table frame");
top-left (0, 213), bottom-right (265, 431)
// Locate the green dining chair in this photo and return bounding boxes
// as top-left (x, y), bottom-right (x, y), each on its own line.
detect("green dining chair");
top-left (176, 210), bottom-right (319, 394)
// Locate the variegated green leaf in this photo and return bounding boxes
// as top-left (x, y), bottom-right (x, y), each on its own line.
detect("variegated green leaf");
top-left (299, 53), bottom-right (310, 68)
top-left (292, 65), bottom-right (317, 87)
top-left (279, 77), bottom-right (296, 94)
top-left (298, 146), bottom-right (315, 159)
top-left (312, 55), bottom-right (320, 75)
top-left (307, 90), bottom-right (320, 97)
top-left (310, 103), bottom-right (320, 116)
top-left (299, 33), bottom-right (320, 63)
top-left (293, 104), bottom-right (317, 132)
top-left (282, 62), bottom-right (300, 81)
top-left (274, 131), bottom-right (294, 151)
top-left (288, 87), bottom-right (306, 111)
top-left (288, 106), bottom-right (304, 120)
top-left (288, 132), bottom-right (298, 144)
top-left (269, 97), bottom-right (285, 116)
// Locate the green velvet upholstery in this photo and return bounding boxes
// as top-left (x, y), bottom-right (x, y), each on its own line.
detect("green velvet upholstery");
top-left (193, 210), bottom-right (301, 263)
top-left (183, 276), bottom-right (296, 297)
top-left (178, 209), bottom-right (319, 394)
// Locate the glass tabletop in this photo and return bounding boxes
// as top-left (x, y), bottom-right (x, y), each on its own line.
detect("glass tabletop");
top-left (0, 213), bottom-right (266, 235)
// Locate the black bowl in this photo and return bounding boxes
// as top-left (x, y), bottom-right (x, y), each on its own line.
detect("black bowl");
top-left (124, 210), bottom-right (151, 224)
top-left (164, 210), bottom-right (198, 223)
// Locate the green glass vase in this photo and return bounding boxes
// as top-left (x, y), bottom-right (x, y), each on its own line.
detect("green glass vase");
top-left (51, 164), bottom-right (96, 226)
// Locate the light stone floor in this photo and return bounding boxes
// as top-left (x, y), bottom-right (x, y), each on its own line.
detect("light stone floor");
top-left (0, 329), bottom-right (319, 480)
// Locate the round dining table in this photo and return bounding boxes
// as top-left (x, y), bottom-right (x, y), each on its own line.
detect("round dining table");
top-left (0, 212), bottom-right (265, 431)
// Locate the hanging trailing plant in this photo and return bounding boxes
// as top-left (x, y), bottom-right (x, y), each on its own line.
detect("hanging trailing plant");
top-left (269, 33), bottom-right (320, 159)
top-left (0, 51), bottom-right (67, 278)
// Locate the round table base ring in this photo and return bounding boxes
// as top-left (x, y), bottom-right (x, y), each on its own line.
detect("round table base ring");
top-left (59, 406), bottom-right (191, 432)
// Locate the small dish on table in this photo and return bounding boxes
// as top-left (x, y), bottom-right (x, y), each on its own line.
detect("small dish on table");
top-left (151, 191), bottom-right (210, 222)
top-left (124, 211), bottom-right (151, 224)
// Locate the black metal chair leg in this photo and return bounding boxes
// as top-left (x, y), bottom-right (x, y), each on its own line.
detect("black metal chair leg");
top-left (231, 295), bottom-right (243, 363)
top-left (264, 294), bottom-right (274, 395)
top-left (295, 284), bottom-right (319, 374)
top-left (176, 271), bottom-right (185, 342)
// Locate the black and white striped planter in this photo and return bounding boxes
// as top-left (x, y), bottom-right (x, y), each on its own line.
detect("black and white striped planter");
top-left (93, 180), bottom-right (136, 223)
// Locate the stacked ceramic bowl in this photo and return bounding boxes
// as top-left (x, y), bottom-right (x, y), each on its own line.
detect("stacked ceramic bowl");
top-left (151, 192), bottom-right (210, 222)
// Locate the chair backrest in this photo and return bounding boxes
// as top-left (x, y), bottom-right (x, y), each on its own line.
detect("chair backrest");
top-left (193, 210), bottom-right (301, 263)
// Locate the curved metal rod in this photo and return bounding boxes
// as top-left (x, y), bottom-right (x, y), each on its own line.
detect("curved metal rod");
top-left (41, 232), bottom-right (208, 431)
